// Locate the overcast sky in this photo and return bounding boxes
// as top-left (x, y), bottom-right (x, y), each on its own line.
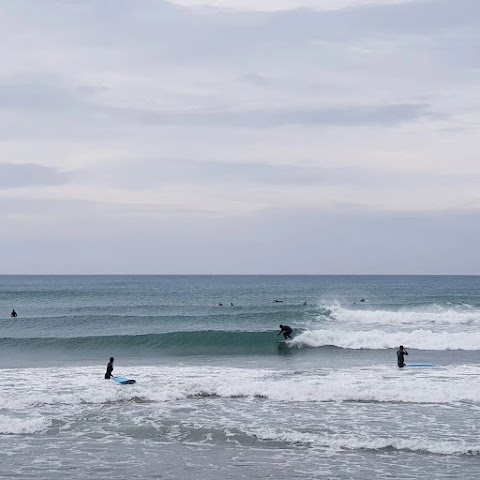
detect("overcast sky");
top-left (0, 0), bottom-right (479, 274)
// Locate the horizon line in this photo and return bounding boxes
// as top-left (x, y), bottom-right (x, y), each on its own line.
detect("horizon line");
top-left (0, 273), bottom-right (479, 277)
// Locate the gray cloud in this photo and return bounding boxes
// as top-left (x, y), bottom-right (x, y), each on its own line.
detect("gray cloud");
top-left (3, 0), bottom-right (479, 59)
top-left (241, 73), bottom-right (270, 86)
top-left (0, 0), bottom-right (478, 273)
top-left (1, 205), bottom-right (479, 274)
top-left (0, 163), bottom-right (69, 189)
top-left (105, 159), bottom-right (404, 189)
top-left (106, 160), bottom-right (358, 188)
top-left (113, 103), bottom-right (431, 128)
top-left (0, 71), bottom-right (431, 128)
top-left (0, 79), bottom-right (74, 110)
top-left (259, 0), bottom-right (480, 41)
top-left (0, 73), bottom-right (105, 113)
top-left (101, 157), bottom-right (480, 192)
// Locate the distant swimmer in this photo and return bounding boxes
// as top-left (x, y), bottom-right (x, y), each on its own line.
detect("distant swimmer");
top-left (277, 324), bottom-right (293, 341)
top-left (230, 303), bottom-right (234, 307)
top-left (218, 303), bottom-right (224, 307)
top-left (397, 345), bottom-right (408, 368)
top-left (105, 357), bottom-right (114, 379)
top-left (360, 298), bottom-right (366, 303)
top-left (273, 300), bottom-right (284, 303)
top-left (11, 309), bottom-right (17, 318)
top-left (303, 301), bottom-right (307, 306)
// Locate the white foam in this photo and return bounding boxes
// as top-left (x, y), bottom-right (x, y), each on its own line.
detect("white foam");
top-left (164, 364), bottom-right (480, 405)
top-left (291, 328), bottom-right (480, 350)
top-left (0, 415), bottom-right (49, 435)
top-left (4, 365), bottom-right (480, 407)
top-left (324, 303), bottom-right (480, 326)
top-left (195, 368), bottom-right (480, 404)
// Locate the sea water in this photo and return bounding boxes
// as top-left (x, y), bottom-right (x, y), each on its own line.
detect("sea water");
top-left (1, 275), bottom-right (480, 479)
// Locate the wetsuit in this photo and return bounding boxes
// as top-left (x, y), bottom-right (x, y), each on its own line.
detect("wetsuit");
top-left (105, 361), bottom-right (114, 379)
top-left (280, 325), bottom-right (293, 340)
top-left (397, 348), bottom-right (408, 368)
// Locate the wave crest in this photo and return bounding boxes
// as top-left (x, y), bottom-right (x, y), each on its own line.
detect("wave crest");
top-left (292, 328), bottom-right (480, 350)
top-left (326, 304), bottom-right (480, 326)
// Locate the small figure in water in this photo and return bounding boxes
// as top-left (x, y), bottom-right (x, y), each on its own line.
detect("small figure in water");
top-left (11, 309), bottom-right (17, 318)
top-left (277, 324), bottom-right (293, 341)
top-left (105, 357), bottom-right (114, 379)
top-left (303, 301), bottom-right (307, 306)
top-left (273, 299), bottom-right (283, 303)
top-left (360, 298), bottom-right (366, 303)
top-left (397, 345), bottom-right (408, 368)
top-left (230, 303), bottom-right (234, 307)
top-left (218, 303), bottom-right (223, 307)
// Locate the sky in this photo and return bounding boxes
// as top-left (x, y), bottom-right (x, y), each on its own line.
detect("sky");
top-left (0, 0), bottom-right (479, 274)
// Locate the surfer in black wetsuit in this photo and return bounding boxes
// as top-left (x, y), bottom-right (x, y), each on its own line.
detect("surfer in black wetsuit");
top-left (397, 345), bottom-right (408, 368)
top-left (11, 309), bottom-right (17, 318)
top-left (105, 357), bottom-right (114, 379)
top-left (277, 324), bottom-right (293, 341)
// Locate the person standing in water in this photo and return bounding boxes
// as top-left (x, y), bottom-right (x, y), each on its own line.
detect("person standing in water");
top-left (11, 309), bottom-right (17, 318)
top-left (105, 357), bottom-right (114, 379)
top-left (277, 324), bottom-right (293, 341)
top-left (397, 345), bottom-right (408, 368)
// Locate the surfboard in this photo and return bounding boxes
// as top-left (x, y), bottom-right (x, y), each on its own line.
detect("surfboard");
top-left (405, 364), bottom-right (435, 368)
top-left (112, 376), bottom-right (136, 384)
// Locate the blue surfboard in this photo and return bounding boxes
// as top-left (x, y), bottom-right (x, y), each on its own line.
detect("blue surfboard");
top-left (112, 376), bottom-right (136, 384)
top-left (405, 364), bottom-right (435, 368)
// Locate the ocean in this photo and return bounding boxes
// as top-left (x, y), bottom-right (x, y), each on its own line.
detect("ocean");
top-left (1, 275), bottom-right (480, 479)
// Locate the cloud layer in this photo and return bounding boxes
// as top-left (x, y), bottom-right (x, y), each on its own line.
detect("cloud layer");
top-left (0, 0), bottom-right (479, 273)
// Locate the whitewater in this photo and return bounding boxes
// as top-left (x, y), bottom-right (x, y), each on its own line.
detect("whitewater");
top-left (1, 275), bottom-right (480, 479)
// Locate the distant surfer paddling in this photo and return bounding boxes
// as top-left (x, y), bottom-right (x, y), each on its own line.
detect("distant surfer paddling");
top-left (397, 345), bottom-right (408, 368)
top-left (105, 357), bottom-right (114, 379)
top-left (277, 324), bottom-right (293, 341)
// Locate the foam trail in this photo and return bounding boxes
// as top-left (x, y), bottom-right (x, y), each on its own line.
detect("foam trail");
top-left (291, 329), bottom-right (480, 350)
top-left (246, 429), bottom-right (480, 455)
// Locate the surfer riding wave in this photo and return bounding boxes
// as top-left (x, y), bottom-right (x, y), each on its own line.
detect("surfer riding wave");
top-left (277, 324), bottom-right (293, 341)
